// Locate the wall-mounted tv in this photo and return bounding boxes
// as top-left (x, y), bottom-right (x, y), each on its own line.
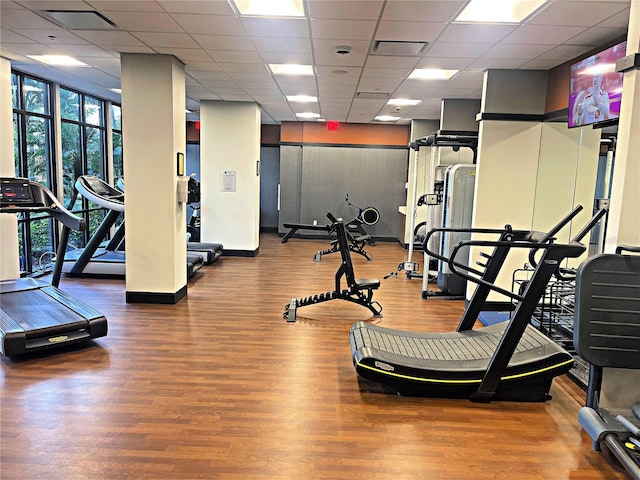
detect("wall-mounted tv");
top-left (568, 41), bottom-right (627, 128)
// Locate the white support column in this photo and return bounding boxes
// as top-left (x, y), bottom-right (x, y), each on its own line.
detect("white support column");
top-left (0, 57), bottom-right (20, 280)
top-left (200, 101), bottom-right (261, 255)
top-left (120, 54), bottom-right (187, 303)
top-left (599, 0), bottom-right (640, 410)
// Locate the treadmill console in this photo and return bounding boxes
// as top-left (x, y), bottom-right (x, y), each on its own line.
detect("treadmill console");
top-left (0, 178), bottom-right (36, 207)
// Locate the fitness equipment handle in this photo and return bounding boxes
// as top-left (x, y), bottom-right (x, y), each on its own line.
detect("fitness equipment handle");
top-left (528, 204), bottom-right (584, 269)
top-left (616, 245), bottom-right (640, 254)
top-left (447, 239), bottom-right (585, 301)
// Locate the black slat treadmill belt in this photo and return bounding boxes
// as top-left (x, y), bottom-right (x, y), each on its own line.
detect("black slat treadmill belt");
top-left (353, 323), bottom-right (549, 361)
top-left (1, 290), bottom-right (87, 335)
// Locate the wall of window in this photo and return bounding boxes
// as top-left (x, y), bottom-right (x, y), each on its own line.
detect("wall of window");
top-left (11, 70), bottom-right (122, 274)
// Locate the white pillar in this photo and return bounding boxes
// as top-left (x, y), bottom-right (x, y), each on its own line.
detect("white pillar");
top-left (0, 57), bottom-right (20, 280)
top-left (200, 101), bottom-right (261, 255)
top-left (604, 2), bottom-right (640, 252)
top-left (599, 0), bottom-right (640, 410)
top-left (120, 54), bottom-right (187, 303)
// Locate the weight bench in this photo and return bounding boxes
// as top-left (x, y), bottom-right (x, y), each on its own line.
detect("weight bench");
top-left (284, 212), bottom-right (382, 322)
top-left (281, 222), bottom-right (331, 243)
top-left (574, 245), bottom-right (640, 479)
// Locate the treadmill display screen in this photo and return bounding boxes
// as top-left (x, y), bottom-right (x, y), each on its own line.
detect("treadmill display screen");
top-left (0, 180), bottom-right (34, 206)
top-left (85, 177), bottom-right (110, 196)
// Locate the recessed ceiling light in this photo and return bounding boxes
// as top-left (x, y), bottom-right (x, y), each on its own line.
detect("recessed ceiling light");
top-left (27, 55), bottom-right (89, 67)
top-left (387, 98), bottom-right (421, 106)
top-left (408, 68), bottom-right (458, 80)
top-left (286, 95), bottom-right (318, 103)
top-left (454, 0), bottom-right (548, 24)
top-left (296, 112), bottom-right (320, 119)
top-left (110, 88), bottom-right (122, 94)
top-left (269, 64), bottom-right (314, 76)
top-left (231, 0), bottom-right (305, 17)
top-left (375, 115), bottom-right (401, 122)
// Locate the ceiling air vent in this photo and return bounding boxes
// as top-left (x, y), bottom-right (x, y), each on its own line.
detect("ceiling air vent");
top-left (42, 10), bottom-right (119, 30)
top-left (356, 92), bottom-right (390, 99)
top-left (371, 41), bottom-right (428, 56)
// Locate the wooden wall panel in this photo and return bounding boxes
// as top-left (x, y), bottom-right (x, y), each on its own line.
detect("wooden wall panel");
top-left (281, 121), bottom-right (410, 146)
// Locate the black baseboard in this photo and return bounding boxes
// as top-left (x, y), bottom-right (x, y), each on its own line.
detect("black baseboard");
top-left (222, 248), bottom-right (259, 257)
top-left (260, 227), bottom-right (278, 233)
top-left (126, 284), bottom-right (187, 304)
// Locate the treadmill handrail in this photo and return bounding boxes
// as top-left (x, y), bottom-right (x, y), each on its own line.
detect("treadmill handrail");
top-left (1, 178), bottom-right (85, 232)
top-left (75, 176), bottom-right (125, 213)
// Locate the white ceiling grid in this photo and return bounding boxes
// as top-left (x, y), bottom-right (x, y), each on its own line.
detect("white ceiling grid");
top-left (0, 0), bottom-right (631, 125)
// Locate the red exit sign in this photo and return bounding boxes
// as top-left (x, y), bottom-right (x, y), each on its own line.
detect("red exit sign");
top-left (326, 120), bottom-right (341, 131)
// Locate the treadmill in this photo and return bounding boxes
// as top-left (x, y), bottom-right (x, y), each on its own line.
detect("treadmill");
top-left (350, 206), bottom-right (607, 402)
top-left (0, 177), bottom-right (108, 356)
top-left (64, 176), bottom-right (204, 278)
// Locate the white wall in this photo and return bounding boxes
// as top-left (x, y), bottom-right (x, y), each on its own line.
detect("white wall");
top-left (200, 101), bottom-right (261, 253)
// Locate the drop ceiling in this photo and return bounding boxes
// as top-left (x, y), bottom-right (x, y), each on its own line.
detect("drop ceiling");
top-left (0, 0), bottom-right (631, 125)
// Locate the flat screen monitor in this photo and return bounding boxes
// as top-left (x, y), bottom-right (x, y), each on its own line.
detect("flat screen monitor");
top-left (568, 41), bottom-right (626, 128)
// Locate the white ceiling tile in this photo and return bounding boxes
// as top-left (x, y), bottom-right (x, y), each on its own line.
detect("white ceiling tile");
top-left (597, 7), bottom-right (630, 28)
top-left (218, 63), bottom-right (269, 74)
top-left (362, 67), bottom-right (411, 78)
top-left (536, 44), bottom-right (594, 61)
top-left (357, 77), bottom-right (403, 91)
top-left (153, 48), bottom-right (213, 62)
top-left (198, 79), bottom-right (240, 89)
top-left (192, 34), bottom-right (256, 51)
top-left (253, 36), bottom-right (311, 54)
top-left (11, 28), bottom-right (88, 44)
top-left (185, 62), bottom-right (225, 72)
top-left (501, 25), bottom-right (589, 45)
top-left (97, 12), bottom-right (183, 33)
top-left (315, 66), bottom-right (361, 77)
top-left (18, 0), bottom-right (95, 10)
top-left (171, 14), bottom-right (245, 36)
top-left (425, 42), bottom-right (493, 58)
top-left (188, 70), bottom-right (232, 81)
top-left (307, 1), bottom-right (383, 20)
top-left (468, 57), bottom-right (528, 69)
top-left (241, 18), bottom-right (309, 38)
top-left (528, 1), bottom-right (630, 27)
top-left (365, 55), bottom-right (421, 68)
top-left (258, 51), bottom-right (313, 65)
top-left (87, 1), bottom-right (165, 12)
top-left (51, 43), bottom-right (115, 57)
top-left (318, 86), bottom-right (357, 99)
top-left (209, 50), bottom-right (262, 63)
top-left (519, 58), bottom-right (564, 70)
top-left (0, 9), bottom-right (61, 29)
top-left (159, 1), bottom-right (235, 15)
top-left (375, 21), bottom-right (447, 42)
top-left (310, 19), bottom-right (376, 40)
top-left (416, 56), bottom-right (474, 70)
top-left (313, 39), bottom-right (369, 66)
top-left (109, 45), bottom-right (156, 55)
top-left (438, 24), bottom-right (517, 44)
top-left (133, 32), bottom-right (200, 48)
top-left (230, 73), bottom-right (276, 84)
top-left (483, 43), bottom-right (552, 59)
top-left (0, 28), bottom-right (37, 43)
top-left (72, 30), bottom-right (146, 46)
top-left (567, 27), bottom-right (627, 46)
top-left (381, 1), bottom-right (465, 22)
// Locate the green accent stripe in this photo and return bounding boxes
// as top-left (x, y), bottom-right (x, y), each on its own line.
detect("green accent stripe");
top-left (355, 358), bottom-right (574, 384)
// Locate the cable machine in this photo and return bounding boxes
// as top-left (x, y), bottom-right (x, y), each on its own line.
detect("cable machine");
top-left (393, 131), bottom-right (478, 284)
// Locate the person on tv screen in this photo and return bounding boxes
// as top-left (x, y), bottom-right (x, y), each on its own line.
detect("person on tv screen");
top-left (573, 74), bottom-right (611, 126)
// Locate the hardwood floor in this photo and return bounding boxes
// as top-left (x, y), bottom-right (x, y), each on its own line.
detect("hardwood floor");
top-left (0, 234), bottom-right (627, 479)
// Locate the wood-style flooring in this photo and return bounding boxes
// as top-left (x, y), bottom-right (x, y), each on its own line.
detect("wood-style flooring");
top-left (0, 233), bottom-right (627, 479)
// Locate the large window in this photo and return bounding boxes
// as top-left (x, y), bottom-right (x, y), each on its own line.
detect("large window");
top-left (12, 72), bottom-right (56, 273)
top-left (11, 72), bottom-right (117, 274)
top-left (59, 87), bottom-right (108, 249)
